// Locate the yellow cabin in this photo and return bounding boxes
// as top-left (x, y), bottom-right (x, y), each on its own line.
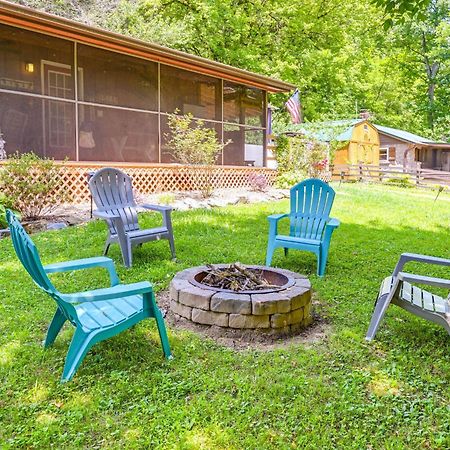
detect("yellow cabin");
top-left (281, 119), bottom-right (380, 166)
top-left (333, 120), bottom-right (380, 165)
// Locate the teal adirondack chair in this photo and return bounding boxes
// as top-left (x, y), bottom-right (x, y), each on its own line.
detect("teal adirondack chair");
top-left (6, 210), bottom-right (172, 382)
top-left (266, 179), bottom-right (340, 276)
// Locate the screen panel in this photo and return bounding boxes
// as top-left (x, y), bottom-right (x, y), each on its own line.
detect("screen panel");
top-left (77, 44), bottom-right (158, 111)
top-left (223, 124), bottom-right (264, 166)
top-left (223, 81), bottom-right (265, 127)
top-left (78, 105), bottom-right (159, 162)
top-left (0, 23), bottom-right (74, 98)
top-left (160, 115), bottom-right (222, 163)
top-left (160, 65), bottom-right (221, 121)
top-left (0, 91), bottom-right (76, 160)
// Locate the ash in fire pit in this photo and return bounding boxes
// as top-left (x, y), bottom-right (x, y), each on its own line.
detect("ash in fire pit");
top-left (170, 264), bottom-right (313, 334)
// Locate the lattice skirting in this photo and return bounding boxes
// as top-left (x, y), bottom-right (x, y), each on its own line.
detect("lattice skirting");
top-left (12, 162), bottom-right (277, 204)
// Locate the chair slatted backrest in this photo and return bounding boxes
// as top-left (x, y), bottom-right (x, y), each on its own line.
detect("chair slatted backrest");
top-left (89, 168), bottom-right (139, 235)
top-left (6, 210), bottom-right (78, 323)
top-left (289, 179), bottom-right (335, 240)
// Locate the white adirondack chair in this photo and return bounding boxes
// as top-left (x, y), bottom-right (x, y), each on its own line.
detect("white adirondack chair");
top-left (366, 253), bottom-right (450, 341)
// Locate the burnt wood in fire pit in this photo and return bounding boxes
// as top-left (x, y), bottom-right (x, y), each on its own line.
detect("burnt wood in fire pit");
top-left (191, 263), bottom-right (295, 294)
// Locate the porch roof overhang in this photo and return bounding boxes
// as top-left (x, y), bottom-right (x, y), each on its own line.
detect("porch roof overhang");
top-left (0, 0), bottom-right (295, 93)
top-left (418, 142), bottom-right (450, 150)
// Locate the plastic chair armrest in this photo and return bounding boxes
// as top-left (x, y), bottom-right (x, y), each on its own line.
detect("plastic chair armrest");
top-left (322, 218), bottom-right (340, 241)
top-left (393, 253), bottom-right (450, 277)
top-left (397, 272), bottom-right (450, 289)
top-left (61, 281), bottom-right (153, 303)
top-left (92, 210), bottom-right (120, 220)
top-left (44, 256), bottom-right (119, 286)
top-left (327, 218), bottom-right (340, 228)
top-left (141, 204), bottom-right (173, 213)
top-left (267, 213), bottom-right (289, 223)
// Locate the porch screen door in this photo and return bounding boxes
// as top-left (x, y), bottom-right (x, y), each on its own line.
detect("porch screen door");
top-left (42, 61), bottom-right (74, 159)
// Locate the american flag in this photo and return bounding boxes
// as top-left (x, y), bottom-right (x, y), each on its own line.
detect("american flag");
top-left (285, 89), bottom-right (302, 124)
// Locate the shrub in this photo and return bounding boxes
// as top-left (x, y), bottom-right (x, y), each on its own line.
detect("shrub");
top-left (0, 192), bottom-right (15, 228)
top-left (385, 176), bottom-right (414, 188)
top-left (275, 171), bottom-right (305, 189)
top-left (0, 152), bottom-right (68, 219)
top-left (165, 111), bottom-right (231, 197)
top-left (158, 193), bottom-right (176, 205)
top-left (274, 134), bottom-right (329, 188)
top-left (248, 172), bottom-right (268, 192)
top-left (0, 204), bottom-right (8, 229)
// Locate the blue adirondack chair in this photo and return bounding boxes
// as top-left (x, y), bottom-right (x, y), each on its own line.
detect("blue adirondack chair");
top-left (266, 179), bottom-right (340, 276)
top-left (6, 210), bottom-right (172, 382)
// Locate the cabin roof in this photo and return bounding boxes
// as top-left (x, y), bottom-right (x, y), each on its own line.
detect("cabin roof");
top-left (282, 120), bottom-right (450, 149)
top-left (282, 119), bottom-right (365, 142)
top-left (0, 0), bottom-right (295, 93)
top-left (374, 124), bottom-right (441, 145)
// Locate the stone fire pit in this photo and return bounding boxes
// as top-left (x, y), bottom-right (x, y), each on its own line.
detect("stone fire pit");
top-left (169, 265), bottom-right (312, 334)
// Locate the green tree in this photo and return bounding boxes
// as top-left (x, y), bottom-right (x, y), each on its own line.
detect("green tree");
top-left (388, 0), bottom-right (450, 133)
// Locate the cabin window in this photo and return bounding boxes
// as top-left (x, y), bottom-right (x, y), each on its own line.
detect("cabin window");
top-left (379, 147), bottom-right (388, 161)
top-left (380, 146), bottom-right (396, 162)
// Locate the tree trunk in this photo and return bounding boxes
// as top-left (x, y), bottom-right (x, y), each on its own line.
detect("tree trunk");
top-left (422, 32), bottom-right (440, 130)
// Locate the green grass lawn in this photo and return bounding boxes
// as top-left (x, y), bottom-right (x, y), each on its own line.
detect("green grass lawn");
top-left (0, 183), bottom-right (449, 449)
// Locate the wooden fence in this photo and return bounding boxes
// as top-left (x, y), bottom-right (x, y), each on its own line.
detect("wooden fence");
top-left (331, 164), bottom-right (450, 188)
top-left (0, 161), bottom-right (277, 204)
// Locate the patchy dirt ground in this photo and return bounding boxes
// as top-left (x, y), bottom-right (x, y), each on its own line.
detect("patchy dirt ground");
top-left (157, 290), bottom-right (331, 351)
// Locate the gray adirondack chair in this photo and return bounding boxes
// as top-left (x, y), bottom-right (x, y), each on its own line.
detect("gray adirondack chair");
top-left (89, 168), bottom-right (175, 268)
top-left (366, 253), bottom-right (450, 341)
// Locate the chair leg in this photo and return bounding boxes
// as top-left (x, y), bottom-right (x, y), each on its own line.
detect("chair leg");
top-left (168, 233), bottom-right (176, 260)
top-left (119, 239), bottom-right (133, 268)
top-left (103, 241), bottom-right (110, 256)
top-left (61, 329), bottom-right (94, 382)
top-left (318, 246), bottom-right (330, 277)
top-left (366, 294), bottom-right (392, 341)
top-left (44, 308), bottom-right (67, 348)
top-left (147, 292), bottom-right (172, 359)
top-left (266, 241), bottom-right (277, 266)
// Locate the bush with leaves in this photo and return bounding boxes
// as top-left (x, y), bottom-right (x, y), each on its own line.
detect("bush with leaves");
top-left (0, 152), bottom-right (68, 220)
top-left (274, 134), bottom-right (329, 188)
top-left (0, 191), bottom-right (15, 228)
top-left (165, 111), bottom-right (230, 196)
top-left (385, 175), bottom-right (414, 188)
top-left (248, 172), bottom-right (268, 192)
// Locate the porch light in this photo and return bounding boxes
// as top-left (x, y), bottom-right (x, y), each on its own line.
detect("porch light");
top-left (25, 62), bottom-right (34, 73)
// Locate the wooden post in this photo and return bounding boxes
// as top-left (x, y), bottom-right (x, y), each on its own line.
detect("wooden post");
top-left (358, 163), bottom-right (363, 182)
top-left (416, 162), bottom-right (421, 186)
